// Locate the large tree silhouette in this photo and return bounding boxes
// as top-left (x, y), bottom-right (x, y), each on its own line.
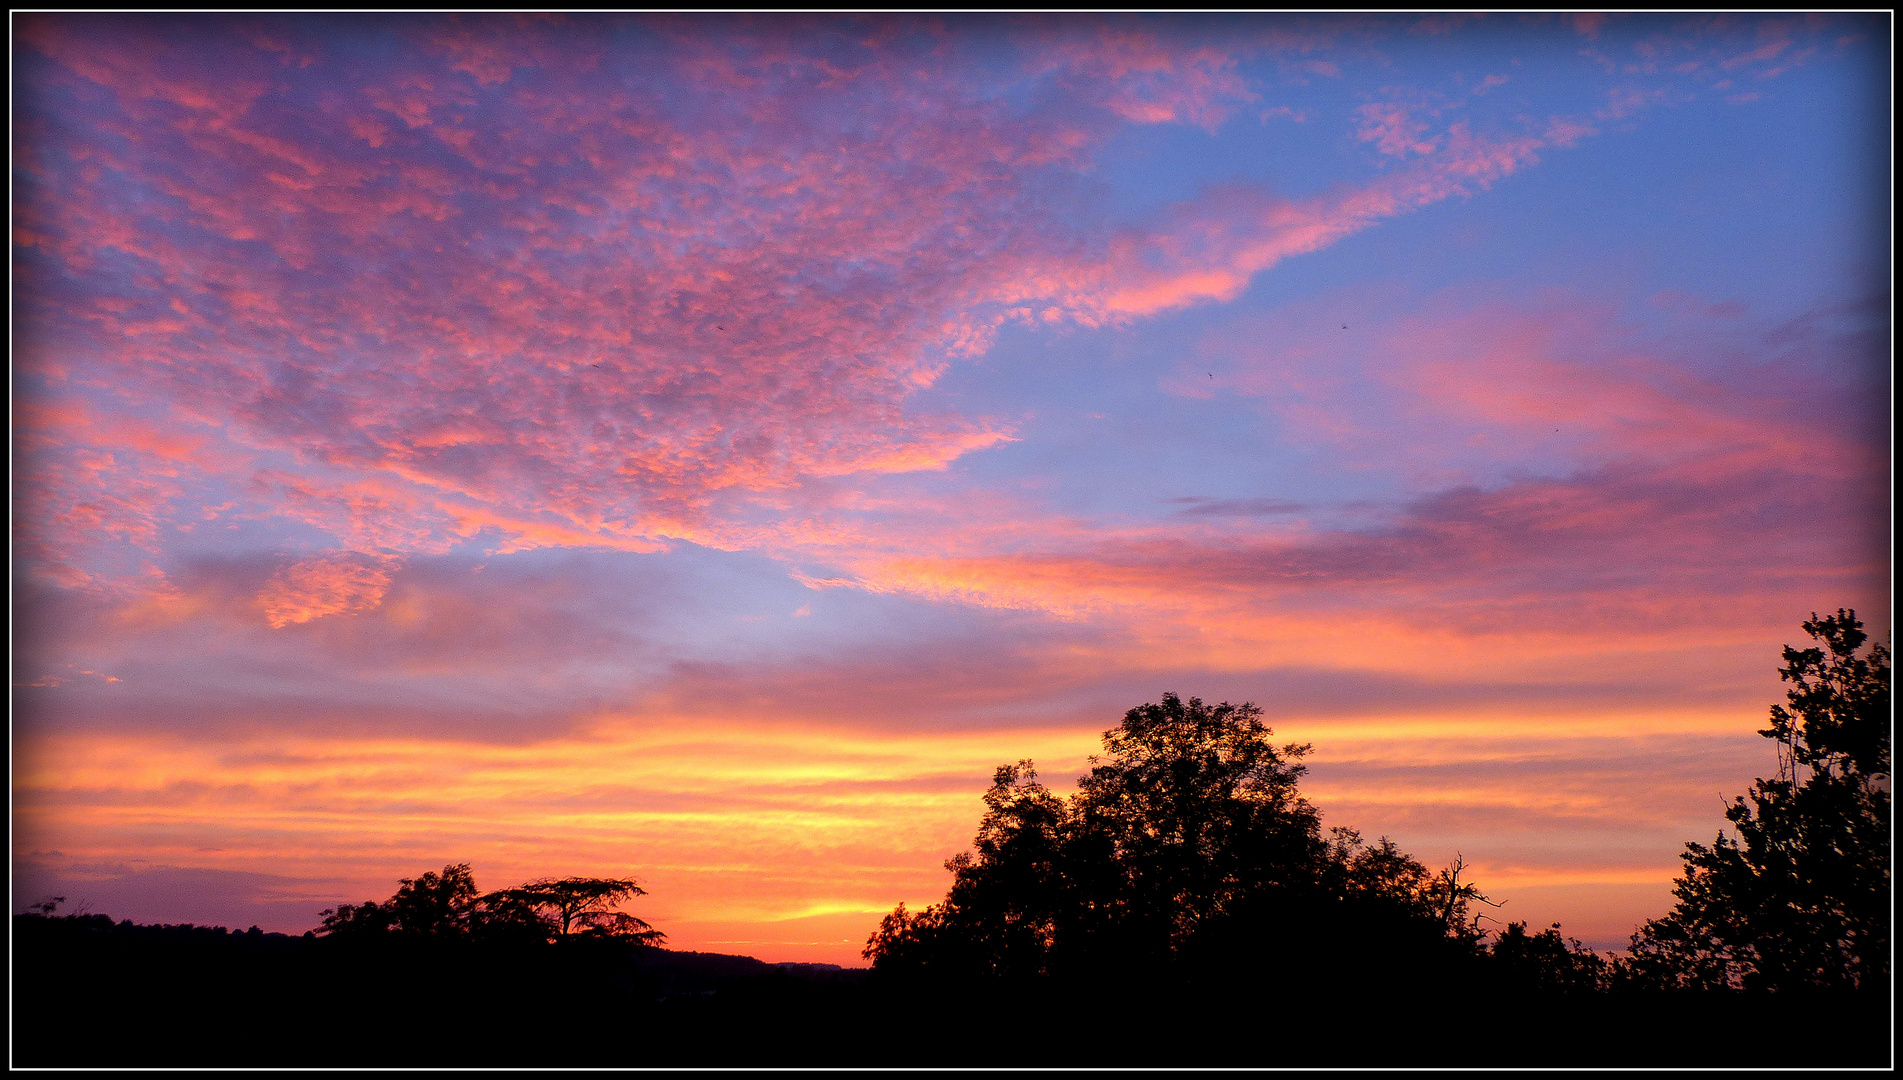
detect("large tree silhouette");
top-left (1625, 610), bottom-right (1890, 991)
top-left (865, 693), bottom-right (1493, 991)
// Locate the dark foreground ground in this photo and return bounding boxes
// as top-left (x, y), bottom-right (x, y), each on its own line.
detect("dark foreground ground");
top-left (12, 914), bottom-right (1892, 1068)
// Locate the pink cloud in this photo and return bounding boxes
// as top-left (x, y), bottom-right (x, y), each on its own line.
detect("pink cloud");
top-left (1355, 100), bottom-right (1439, 157)
top-left (1598, 85), bottom-right (1669, 120)
top-left (17, 15), bottom-right (1874, 616)
top-left (1197, 287), bottom-right (1883, 500)
top-left (827, 449), bottom-right (1882, 691)
top-left (1021, 119), bottom-right (1568, 323)
top-left (18, 17), bottom-right (1706, 596)
top-left (1542, 116), bottom-right (1598, 147)
top-left (1719, 36), bottom-right (1791, 71)
top-left (257, 553), bottom-right (398, 628)
top-left (797, 287), bottom-right (1885, 681)
top-left (1032, 23), bottom-right (1262, 131)
top-left (23, 20), bottom-right (1092, 572)
top-left (12, 399), bottom-right (225, 593)
top-left (422, 16), bottom-right (567, 86)
top-left (1569, 13), bottom-right (1610, 40)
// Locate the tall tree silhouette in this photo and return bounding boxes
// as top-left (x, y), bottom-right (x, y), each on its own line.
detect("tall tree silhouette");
top-left (1073, 696), bottom-right (1320, 958)
top-left (1626, 610), bottom-right (1890, 991)
top-left (866, 693), bottom-right (1492, 989)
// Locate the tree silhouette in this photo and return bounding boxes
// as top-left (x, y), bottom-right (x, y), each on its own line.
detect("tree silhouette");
top-left (1073, 696), bottom-right (1320, 960)
top-left (317, 865), bottom-right (663, 947)
top-left (318, 863), bottom-right (477, 937)
top-left (389, 863), bottom-right (479, 935)
top-left (468, 887), bottom-right (557, 943)
top-left (316, 898), bottom-right (395, 937)
top-left (1625, 609), bottom-right (1890, 991)
top-left (865, 693), bottom-right (1493, 990)
top-left (483, 877), bottom-right (665, 945)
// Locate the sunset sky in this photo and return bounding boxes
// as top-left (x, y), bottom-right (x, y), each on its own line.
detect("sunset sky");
top-left (13, 14), bottom-right (1889, 965)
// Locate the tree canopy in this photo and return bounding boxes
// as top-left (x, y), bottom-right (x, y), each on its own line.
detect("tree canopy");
top-left (484, 877), bottom-right (664, 944)
top-left (1625, 609), bottom-right (1890, 991)
top-left (864, 693), bottom-right (1497, 993)
top-left (319, 866), bottom-right (664, 948)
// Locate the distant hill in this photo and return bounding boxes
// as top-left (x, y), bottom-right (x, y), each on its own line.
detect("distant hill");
top-left (12, 911), bottom-right (875, 1067)
top-left (620, 946), bottom-right (863, 997)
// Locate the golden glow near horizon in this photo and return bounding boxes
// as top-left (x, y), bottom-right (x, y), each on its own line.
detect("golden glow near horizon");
top-left (18, 705), bottom-right (1769, 959)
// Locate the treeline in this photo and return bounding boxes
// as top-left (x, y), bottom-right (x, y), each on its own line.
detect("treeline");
top-left (12, 612), bottom-right (1889, 1067)
top-left (11, 903), bottom-right (864, 1067)
top-left (861, 694), bottom-right (1615, 996)
top-left (845, 609), bottom-right (1887, 1065)
top-left (311, 865), bottom-right (666, 944)
top-left (863, 611), bottom-right (1888, 1003)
